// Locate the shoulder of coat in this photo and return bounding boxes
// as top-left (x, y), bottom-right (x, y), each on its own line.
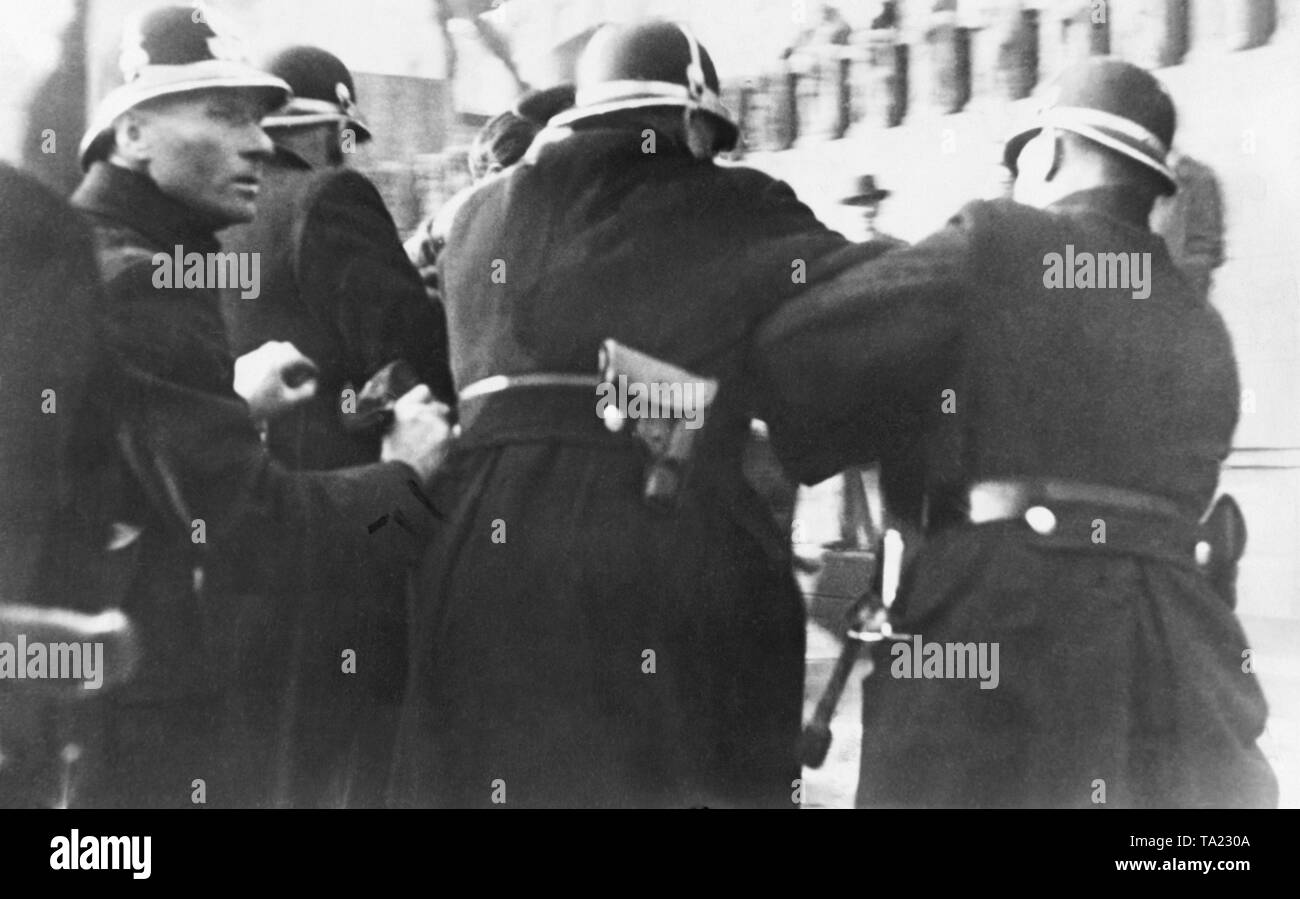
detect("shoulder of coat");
top-left (290, 165), bottom-right (371, 213)
top-left (97, 239), bottom-right (161, 287)
top-left (436, 176), bottom-right (518, 247)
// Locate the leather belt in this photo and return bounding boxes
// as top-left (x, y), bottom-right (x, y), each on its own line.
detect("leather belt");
top-left (921, 477), bottom-right (1196, 540)
top-left (458, 372), bottom-right (602, 403)
top-left (925, 477), bottom-right (1212, 571)
top-left (964, 477), bottom-right (1185, 532)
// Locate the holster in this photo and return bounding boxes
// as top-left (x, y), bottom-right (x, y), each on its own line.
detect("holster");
top-left (1198, 493), bottom-right (1247, 609)
top-left (599, 340), bottom-right (719, 511)
top-left (340, 359), bottom-right (422, 436)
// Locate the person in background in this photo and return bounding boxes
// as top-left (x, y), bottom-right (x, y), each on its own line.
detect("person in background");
top-left (1151, 150), bottom-right (1226, 304)
top-left (831, 174), bottom-right (906, 552)
top-left (840, 174), bottom-right (906, 247)
top-left (67, 4), bottom-right (452, 808)
top-left (405, 85), bottom-right (575, 311)
top-left (216, 43), bottom-right (455, 809)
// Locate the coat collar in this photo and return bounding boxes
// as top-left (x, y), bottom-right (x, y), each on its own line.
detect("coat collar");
top-left (71, 161), bottom-right (222, 254)
top-left (532, 118), bottom-right (707, 166)
top-left (1049, 186), bottom-right (1152, 230)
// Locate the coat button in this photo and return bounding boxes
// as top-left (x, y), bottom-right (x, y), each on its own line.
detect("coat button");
top-left (1024, 505), bottom-right (1057, 535)
top-left (1195, 540), bottom-right (1213, 567)
top-left (602, 404), bottom-right (625, 433)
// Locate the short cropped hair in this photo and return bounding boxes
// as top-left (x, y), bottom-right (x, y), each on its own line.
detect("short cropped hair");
top-left (469, 112), bottom-right (541, 181)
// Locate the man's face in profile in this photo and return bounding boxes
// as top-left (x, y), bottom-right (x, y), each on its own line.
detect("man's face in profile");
top-left (126, 90), bottom-right (273, 227)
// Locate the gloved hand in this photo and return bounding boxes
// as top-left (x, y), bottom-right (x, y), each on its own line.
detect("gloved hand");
top-left (233, 340), bottom-right (319, 424)
top-left (381, 385), bottom-right (456, 483)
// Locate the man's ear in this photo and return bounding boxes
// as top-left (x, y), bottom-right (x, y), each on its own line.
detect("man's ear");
top-left (110, 110), bottom-right (151, 166)
top-left (325, 123), bottom-right (347, 167)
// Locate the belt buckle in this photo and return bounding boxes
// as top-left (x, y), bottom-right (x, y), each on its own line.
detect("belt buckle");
top-left (968, 480), bottom-right (1058, 534)
top-left (968, 480), bottom-right (1022, 524)
top-left (1023, 505), bottom-right (1057, 535)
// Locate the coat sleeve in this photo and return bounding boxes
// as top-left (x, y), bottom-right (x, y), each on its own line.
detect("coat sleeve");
top-left (0, 167), bottom-right (110, 609)
top-left (96, 261), bottom-right (438, 576)
top-left (1178, 158), bottom-right (1226, 270)
top-left (1178, 160), bottom-right (1226, 300)
top-left (296, 170), bottom-right (456, 404)
top-left (748, 208), bottom-right (979, 485)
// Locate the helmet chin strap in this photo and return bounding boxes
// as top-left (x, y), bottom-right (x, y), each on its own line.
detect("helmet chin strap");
top-left (678, 24), bottom-right (714, 160)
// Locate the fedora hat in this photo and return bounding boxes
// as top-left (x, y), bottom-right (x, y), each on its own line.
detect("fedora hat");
top-left (841, 174), bottom-right (891, 205)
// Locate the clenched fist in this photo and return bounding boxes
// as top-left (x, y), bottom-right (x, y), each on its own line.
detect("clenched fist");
top-left (233, 340), bottom-right (319, 424)
top-left (381, 384), bottom-right (456, 483)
